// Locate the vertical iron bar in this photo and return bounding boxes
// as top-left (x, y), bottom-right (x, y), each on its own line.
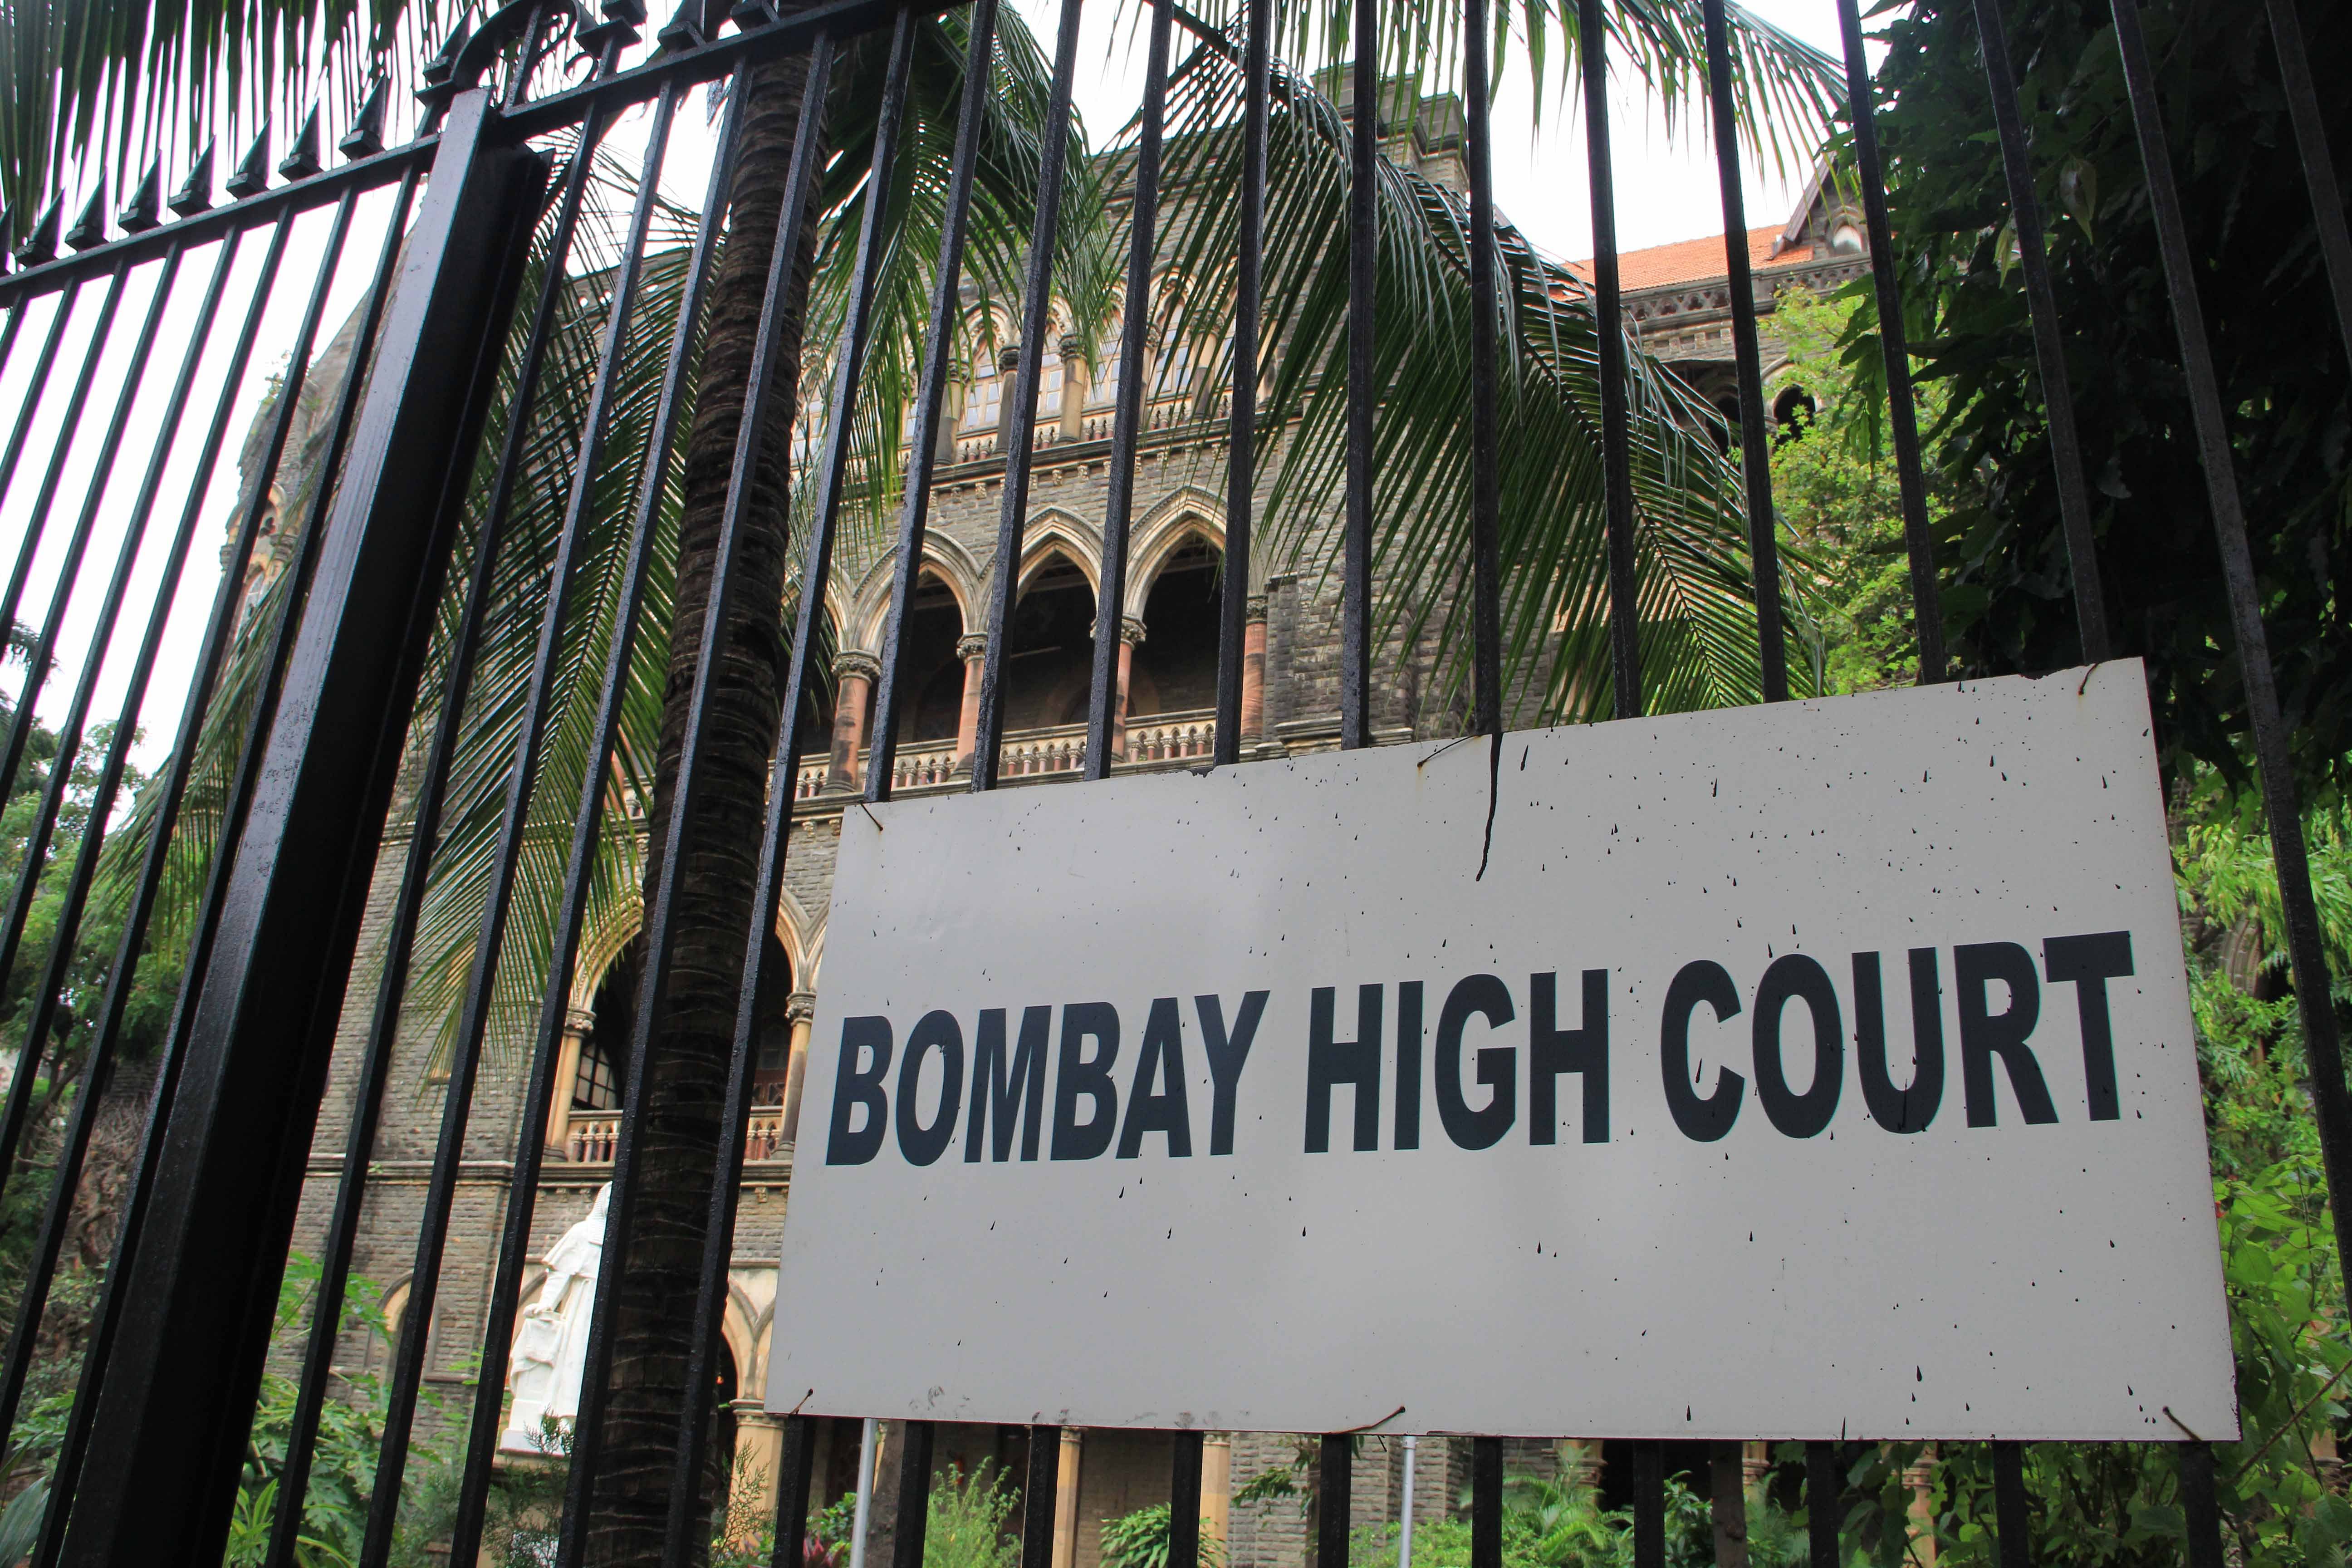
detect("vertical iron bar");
top-left (555, 14), bottom-right (921, 1557)
top-left (0, 257), bottom-right (140, 814)
top-left (1990, 1441), bottom-right (2030, 1568)
top-left (1700, 0), bottom-right (1786, 701)
top-left (1969, 0), bottom-right (2110, 662)
top-left (1340, 0), bottom-right (1378, 750)
top-left (769, 1413), bottom-right (821, 1568)
top-left (1576, 0), bottom-right (1640, 719)
top-left (1019, 1425), bottom-right (1060, 1568)
top-left (1082, 0), bottom-right (1173, 781)
top-left (0, 222), bottom-right (276, 1448)
top-left (1470, 1437), bottom-right (1502, 1568)
top-left (1834, 0), bottom-right (1946, 683)
top-left (1169, 1431), bottom-right (1205, 1568)
top-left (56, 84), bottom-right (541, 1561)
top-left (1318, 1436), bottom-right (1352, 1568)
top-left (0, 237), bottom-right (193, 1186)
top-left (0, 285), bottom-right (83, 642)
top-left (31, 180), bottom-right (381, 1568)
top-left (2263, 0), bottom-right (2352, 371)
top-left (1632, 1441), bottom-right (1663, 1568)
top-left (354, 69), bottom-right (637, 1568)
top-left (969, 0), bottom-right (1085, 791)
top-left (1804, 1443), bottom-right (1838, 1568)
top-left (867, 0), bottom-right (1004, 799)
top-left (660, 43), bottom-right (839, 1565)
top-left (2107, 0), bottom-right (2352, 1335)
top-left (1465, 0), bottom-right (1501, 736)
top-left (449, 62), bottom-right (755, 1568)
top-left (1213, 0), bottom-right (1269, 767)
top-left (2179, 1443), bottom-right (2223, 1568)
top-left (891, 1421), bottom-right (940, 1568)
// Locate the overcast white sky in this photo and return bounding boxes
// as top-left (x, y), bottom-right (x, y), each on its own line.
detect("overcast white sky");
top-left (0, 0), bottom-right (1867, 789)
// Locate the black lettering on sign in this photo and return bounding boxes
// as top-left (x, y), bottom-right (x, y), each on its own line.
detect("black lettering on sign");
top-left (1436, 974), bottom-right (1516, 1150)
top-left (1306, 985), bottom-right (1382, 1153)
top-left (1394, 980), bottom-right (1425, 1152)
top-left (1196, 991), bottom-right (1265, 1156)
top-left (1752, 954), bottom-right (1841, 1138)
top-left (894, 1009), bottom-right (965, 1167)
top-left (1529, 970), bottom-right (1609, 1144)
top-left (1662, 962), bottom-right (1743, 1142)
top-left (1853, 950), bottom-right (1944, 1133)
top-left (1956, 941), bottom-right (2059, 1126)
top-left (1052, 1002), bottom-right (1122, 1160)
top-left (1118, 997), bottom-right (1194, 1157)
top-left (967, 1005), bottom-right (1052, 1162)
top-left (2045, 931), bottom-right (2133, 1122)
top-left (827, 1015), bottom-right (893, 1166)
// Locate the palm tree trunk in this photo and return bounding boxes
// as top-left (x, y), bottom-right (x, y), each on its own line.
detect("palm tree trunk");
top-left (585, 43), bottom-right (828, 1562)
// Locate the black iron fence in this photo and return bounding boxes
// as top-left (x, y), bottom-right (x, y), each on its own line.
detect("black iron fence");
top-left (0, 0), bottom-right (2341, 1562)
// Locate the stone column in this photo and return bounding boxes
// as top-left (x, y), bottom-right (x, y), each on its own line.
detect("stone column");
top-left (1556, 1440), bottom-right (1602, 1491)
top-left (1058, 333), bottom-right (1088, 442)
top-left (544, 1008), bottom-right (593, 1156)
top-left (828, 650), bottom-right (880, 792)
top-left (1112, 617), bottom-right (1146, 762)
top-left (937, 367), bottom-right (969, 464)
top-left (781, 990), bottom-right (818, 1143)
top-left (1202, 1436), bottom-right (1232, 1553)
top-left (735, 1404), bottom-right (785, 1536)
top-left (1240, 593), bottom-right (1269, 747)
top-left (996, 345), bottom-right (1024, 450)
top-left (1050, 1428), bottom-right (1084, 1568)
top-left (1740, 1442), bottom-right (1770, 1490)
top-left (952, 633), bottom-right (988, 775)
top-left (1904, 1443), bottom-right (1939, 1567)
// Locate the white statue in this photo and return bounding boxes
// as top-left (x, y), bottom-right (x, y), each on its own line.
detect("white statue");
top-left (501, 1183), bottom-right (608, 1454)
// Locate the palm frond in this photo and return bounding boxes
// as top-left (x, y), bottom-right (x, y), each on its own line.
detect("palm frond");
top-left (1155, 31), bottom-right (1805, 724)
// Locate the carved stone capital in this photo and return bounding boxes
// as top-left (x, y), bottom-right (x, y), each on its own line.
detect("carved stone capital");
top-left (956, 633), bottom-right (989, 663)
top-left (564, 1007), bottom-right (596, 1038)
top-left (785, 990), bottom-right (818, 1025)
top-left (1245, 592), bottom-right (1269, 622)
top-left (1120, 615), bottom-right (1148, 647)
top-left (1057, 332), bottom-right (1084, 360)
top-left (832, 649), bottom-right (881, 684)
top-left (995, 344), bottom-right (1023, 375)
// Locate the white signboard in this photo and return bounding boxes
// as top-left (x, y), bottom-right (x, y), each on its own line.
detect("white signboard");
top-left (768, 664), bottom-right (2234, 1441)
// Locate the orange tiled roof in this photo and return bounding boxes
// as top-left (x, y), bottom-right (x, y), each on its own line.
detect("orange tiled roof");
top-left (1567, 225), bottom-right (1814, 291)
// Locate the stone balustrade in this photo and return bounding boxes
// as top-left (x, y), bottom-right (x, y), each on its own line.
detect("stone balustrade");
top-left (566, 1108), bottom-right (793, 1165)
top-left (789, 711), bottom-right (1218, 802)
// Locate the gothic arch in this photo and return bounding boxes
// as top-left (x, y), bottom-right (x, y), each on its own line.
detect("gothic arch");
top-left (723, 1280), bottom-right (764, 1390)
top-left (844, 537), bottom-right (982, 652)
top-left (1126, 489), bottom-right (1227, 620)
top-left (569, 905), bottom-right (644, 1017)
top-left (1008, 510), bottom-right (1102, 600)
top-left (774, 883), bottom-right (823, 992)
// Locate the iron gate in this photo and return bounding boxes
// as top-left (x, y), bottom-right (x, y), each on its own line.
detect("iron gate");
top-left (0, 0), bottom-right (2342, 1560)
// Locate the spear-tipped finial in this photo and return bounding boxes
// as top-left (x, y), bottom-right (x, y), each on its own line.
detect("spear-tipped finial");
top-left (728, 0), bottom-right (778, 29)
top-left (277, 106), bottom-right (322, 180)
top-left (422, 18), bottom-right (471, 85)
top-left (339, 78), bottom-right (388, 159)
top-left (63, 181), bottom-right (108, 250)
top-left (14, 196), bottom-right (60, 266)
top-left (169, 142), bottom-right (217, 216)
top-left (654, 0), bottom-right (705, 52)
top-left (117, 161), bottom-right (162, 232)
top-left (226, 126), bottom-right (272, 199)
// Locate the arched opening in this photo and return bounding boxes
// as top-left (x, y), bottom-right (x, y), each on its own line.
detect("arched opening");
top-left (750, 932), bottom-right (796, 1107)
top-left (1129, 535), bottom-right (1221, 717)
top-left (705, 1337), bottom-right (741, 1530)
top-left (1774, 384), bottom-right (1817, 443)
top-left (578, 934), bottom-right (644, 1114)
top-left (1003, 552), bottom-right (1097, 730)
top-left (878, 571), bottom-right (965, 747)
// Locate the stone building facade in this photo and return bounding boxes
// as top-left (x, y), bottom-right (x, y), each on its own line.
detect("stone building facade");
top-left (279, 91), bottom-right (1858, 1566)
